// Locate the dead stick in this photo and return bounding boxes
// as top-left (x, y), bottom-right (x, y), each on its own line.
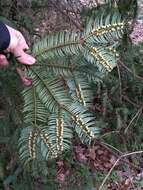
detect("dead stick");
top-left (118, 60), bottom-right (143, 82)
top-left (94, 139), bottom-right (141, 171)
top-left (99, 151), bottom-right (143, 190)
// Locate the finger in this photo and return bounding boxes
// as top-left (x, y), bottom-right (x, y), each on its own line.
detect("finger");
top-left (17, 52), bottom-right (36, 65)
top-left (21, 76), bottom-right (32, 86)
top-left (0, 54), bottom-right (9, 67)
top-left (13, 49), bottom-right (36, 65)
top-left (16, 67), bottom-right (32, 86)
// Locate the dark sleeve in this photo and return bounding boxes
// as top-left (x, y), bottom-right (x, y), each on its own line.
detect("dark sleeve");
top-left (0, 21), bottom-right (10, 52)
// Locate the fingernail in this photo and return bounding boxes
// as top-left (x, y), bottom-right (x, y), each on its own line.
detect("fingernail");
top-left (28, 56), bottom-right (36, 65)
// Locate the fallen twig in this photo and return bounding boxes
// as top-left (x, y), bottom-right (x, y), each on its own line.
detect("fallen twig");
top-left (99, 151), bottom-right (143, 190)
top-left (118, 60), bottom-right (143, 82)
top-left (94, 139), bottom-right (141, 171)
top-left (122, 95), bottom-right (143, 108)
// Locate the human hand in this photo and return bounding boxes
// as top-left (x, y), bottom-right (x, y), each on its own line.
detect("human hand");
top-left (0, 25), bottom-right (36, 66)
top-left (0, 25), bottom-right (36, 86)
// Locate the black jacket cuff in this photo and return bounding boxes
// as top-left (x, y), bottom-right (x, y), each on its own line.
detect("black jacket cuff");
top-left (0, 21), bottom-right (10, 52)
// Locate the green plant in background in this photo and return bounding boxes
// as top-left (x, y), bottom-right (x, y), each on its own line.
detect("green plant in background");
top-left (2, 0), bottom-right (143, 189)
top-left (19, 6), bottom-right (125, 165)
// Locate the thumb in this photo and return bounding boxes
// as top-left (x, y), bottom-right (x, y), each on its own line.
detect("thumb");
top-left (13, 49), bottom-right (36, 65)
top-left (0, 54), bottom-right (9, 67)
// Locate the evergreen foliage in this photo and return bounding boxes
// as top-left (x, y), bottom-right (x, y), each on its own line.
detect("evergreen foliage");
top-left (19, 5), bottom-right (125, 164)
